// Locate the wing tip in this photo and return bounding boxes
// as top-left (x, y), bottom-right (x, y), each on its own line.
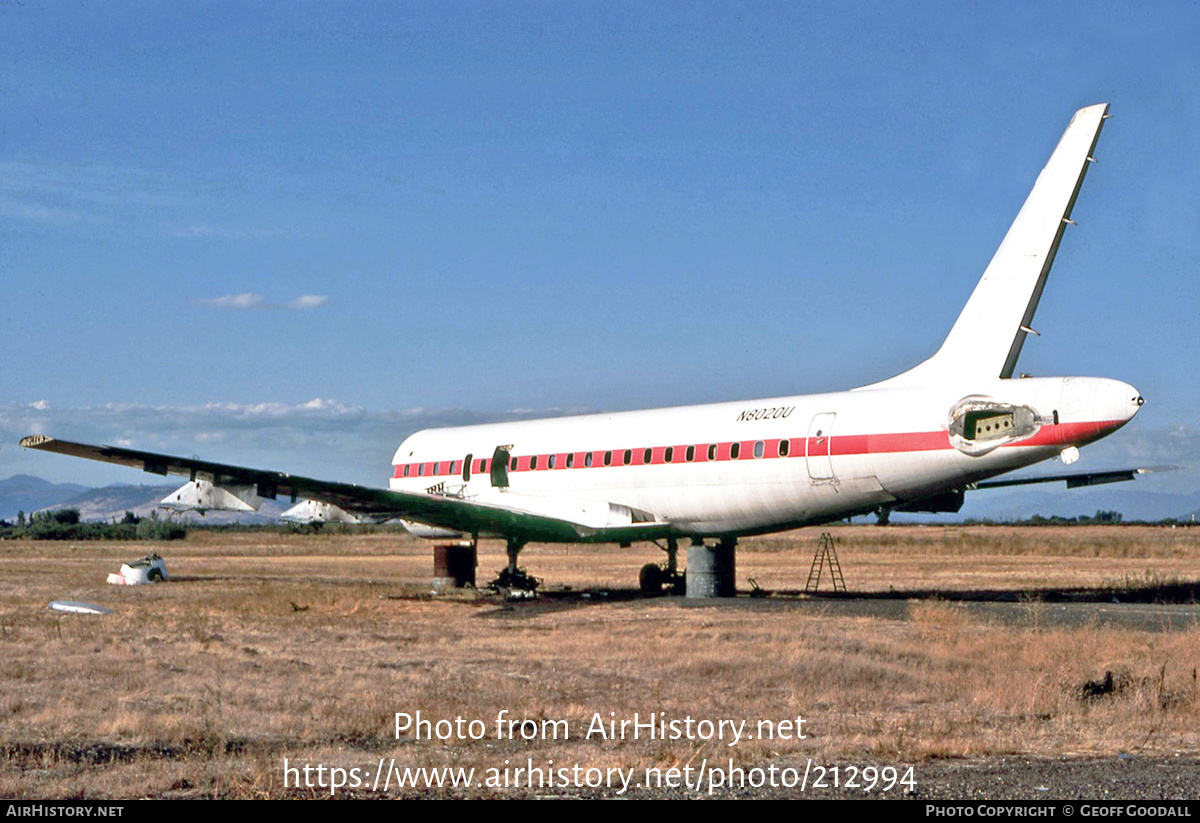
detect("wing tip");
top-left (20, 434), bottom-right (54, 449)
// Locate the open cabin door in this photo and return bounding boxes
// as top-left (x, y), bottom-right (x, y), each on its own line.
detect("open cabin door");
top-left (489, 446), bottom-right (511, 488)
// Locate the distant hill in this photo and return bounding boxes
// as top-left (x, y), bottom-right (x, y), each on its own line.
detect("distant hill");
top-left (51, 482), bottom-right (179, 521)
top-left (47, 483), bottom-right (289, 524)
top-left (0, 475), bottom-right (90, 521)
top-left (0, 475), bottom-right (287, 524)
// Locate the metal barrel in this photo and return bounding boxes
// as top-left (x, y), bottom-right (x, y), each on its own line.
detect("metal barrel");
top-left (433, 543), bottom-right (476, 590)
top-left (685, 541), bottom-right (736, 598)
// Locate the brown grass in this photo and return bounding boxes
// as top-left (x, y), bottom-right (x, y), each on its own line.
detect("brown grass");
top-left (1, 525), bottom-right (1198, 797)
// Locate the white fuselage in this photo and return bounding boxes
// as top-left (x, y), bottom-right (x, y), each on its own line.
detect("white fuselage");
top-left (388, 375), bottom-right (1141, 539)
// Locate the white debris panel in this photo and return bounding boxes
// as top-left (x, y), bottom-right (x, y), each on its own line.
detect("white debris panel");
top-left (106, 553), bottom-right (168, 585)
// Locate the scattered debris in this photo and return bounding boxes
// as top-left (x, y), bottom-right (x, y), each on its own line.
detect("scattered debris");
top-left (1081, 671), bottom-right (1119, 699)
top-left (49, 600), bottom-right (113, 615)
top-left (1080, 670), bottom-right (1138, 701)
top-left (106, 553), bottom-right (168, 586)
top-left (488, 566), bottom-right (541, 599)
top-left (289, 602), bottom-right (310, 612)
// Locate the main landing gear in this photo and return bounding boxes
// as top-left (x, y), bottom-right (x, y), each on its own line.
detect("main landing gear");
top-left (487, 537), bottom-right (540, 597)
top-left (639, 537), bottom-right (686, 596)
top-left (640, 536), bottom-right (737, 598)
top-left (482, 534), bottom-right (740, 599)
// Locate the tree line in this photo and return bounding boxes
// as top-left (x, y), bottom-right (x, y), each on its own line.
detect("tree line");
top-left (0, 509), bottom-right (187, 540)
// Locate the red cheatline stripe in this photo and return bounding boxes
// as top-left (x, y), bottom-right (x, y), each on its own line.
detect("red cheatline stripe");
top-left (391, 420), bottom-right (1123, 478)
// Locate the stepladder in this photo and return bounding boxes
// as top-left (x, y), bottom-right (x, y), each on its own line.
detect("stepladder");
top-left (805, 532), bottom-right (846, 593)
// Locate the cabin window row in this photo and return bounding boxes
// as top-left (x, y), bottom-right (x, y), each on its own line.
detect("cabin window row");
top-left (397, 437), bottom-right (796, 478)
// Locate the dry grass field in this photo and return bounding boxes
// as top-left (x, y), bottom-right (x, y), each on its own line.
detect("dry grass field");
top-left (1, 525), bottom-right (1198, 798)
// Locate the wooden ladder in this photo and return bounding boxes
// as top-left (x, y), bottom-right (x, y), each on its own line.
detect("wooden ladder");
top-left (805, 532), bottom-right (846, 593)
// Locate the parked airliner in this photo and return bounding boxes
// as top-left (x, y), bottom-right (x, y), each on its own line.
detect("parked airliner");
top-left (22, 103), bottom-right (1144, 590)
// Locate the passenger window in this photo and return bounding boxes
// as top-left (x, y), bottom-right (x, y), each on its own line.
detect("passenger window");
top-left (418, 464), bottom-right (424, 477)
top-left (753, 441), bottom-right (764, 458)
top-left (707, 444), bottom-right (716, 461)
top-left (623, 450), bottom-right (631, 465)
top-left (511, 457), bottom-right (517, 470)
top-left (531, 455), bottom-right (538, 470)
top-left (644, 448), bottom-right (652, 464)
top-left (548, 454), bottom-right (556, 469)
top-left (481, 460), bottom-right (488, 473)
top-left (403, 465), bottom-right (410, 477)
top-left (604, 451), bottom-right (612, 466)
top-left (779, 439), bottom-right (790, 457)
top-left (686, 445), bottom-right (695, 462)
top-left (586, 452), bottom-right (594, 467)
top-left (567, 453), bottom-right (574, 468)
top-left (665, 446), bottom-right (674, 463)
top-left (731, 442), bottom-right (741, 459)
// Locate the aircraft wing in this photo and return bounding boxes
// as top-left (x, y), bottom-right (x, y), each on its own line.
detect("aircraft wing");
top-left (19, 435), bottom-right (675, 544)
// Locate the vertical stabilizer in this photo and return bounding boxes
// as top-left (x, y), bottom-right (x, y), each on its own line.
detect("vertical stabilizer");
top-left (865, 103), bottom-right (1109, 388)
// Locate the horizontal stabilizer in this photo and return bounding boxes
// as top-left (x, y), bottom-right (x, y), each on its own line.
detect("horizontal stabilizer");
top-left (972, 466), bottom-right (1171, 490)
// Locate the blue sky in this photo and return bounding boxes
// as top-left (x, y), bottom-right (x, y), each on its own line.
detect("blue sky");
top-left (2, 2), bottom-right (1198, 509)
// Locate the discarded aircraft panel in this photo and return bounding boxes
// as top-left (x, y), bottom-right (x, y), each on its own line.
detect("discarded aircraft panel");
top-left (107, 553), bottom-right (168, 585)
top-left (49, 600), bottom-right (113, 615)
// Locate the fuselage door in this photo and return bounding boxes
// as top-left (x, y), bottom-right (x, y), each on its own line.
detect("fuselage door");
top-left (490, 446), bottom-right (512, 488)
top-left (806, 413), bottom-right (836, 481)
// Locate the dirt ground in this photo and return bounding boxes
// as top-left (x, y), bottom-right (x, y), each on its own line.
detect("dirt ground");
top-left (2, 525), bottom-right (1198, 799)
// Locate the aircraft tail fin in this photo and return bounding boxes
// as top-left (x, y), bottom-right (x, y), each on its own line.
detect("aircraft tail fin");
top-left (865, 103), bottom-right (1109, 388)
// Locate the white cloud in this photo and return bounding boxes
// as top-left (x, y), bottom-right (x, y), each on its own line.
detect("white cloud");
top-left (286, 294), bottom-right (329, 310)
top-left (196, 293), bottom-right (264, 310)
top-left (0, 399), bottom-right (598, 486)
top-left (168, 223), bottom-right (294, 239)
top-left (194, 293), bottom-right (329, 311)
top-left (0, 196), bottom-right (84, 223)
